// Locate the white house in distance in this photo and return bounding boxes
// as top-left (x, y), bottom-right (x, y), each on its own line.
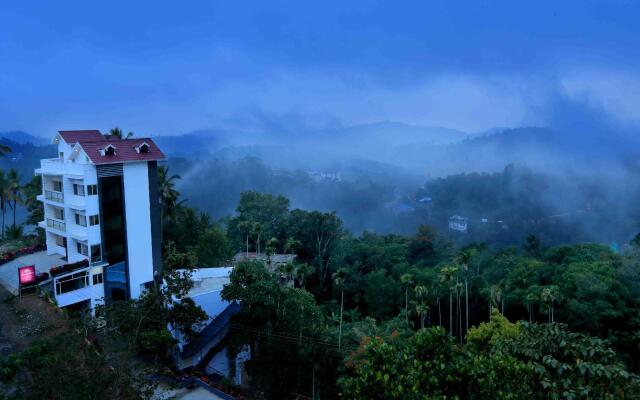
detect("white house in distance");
top-left (36, 130), bottom-right (165, 312)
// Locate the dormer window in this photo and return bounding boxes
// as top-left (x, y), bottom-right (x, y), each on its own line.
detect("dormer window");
top-left (135, 142), bottom-right (150, 154)
top-left (101, 144), bottom-right (116, 156)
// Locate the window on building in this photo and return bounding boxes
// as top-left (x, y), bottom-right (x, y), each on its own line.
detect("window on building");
top-left (74, 213), bottom-right (86, 227)
top-left (92, 272), bottom-right (103, 285)
top-left (136, 143), bottom-right (150, 154)
top-left (89, 215), bottom-right (100, 226)
top-left (87, 185), bottom-right (98, 195)
top-left (55, 235), bottom-right (65, 248)
top-left (56, 271), bottom-right (89, 295)
top-left (104, 145), bottom-right (116, 156)
top-left (73, 184), bottom-right (85, 196)
top-left (53, 208), bottom-right (64, 220)
top-left (59, 152), bottom-right (64, 159)
top-left (53, 181), bottom-right (63, 192)
top-left (76, 242), bottom-right (88, 256)
top-left (90, 244), bottom-right (102, 263)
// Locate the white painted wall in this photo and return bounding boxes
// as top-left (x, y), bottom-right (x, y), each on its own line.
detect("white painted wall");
top-left (123, 162), bottom-right (154, 299)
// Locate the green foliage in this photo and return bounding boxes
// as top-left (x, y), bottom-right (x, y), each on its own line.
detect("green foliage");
top-left (466, 310), bottom-right (521, 353)
top-left (227, 191), bottom-right (290, 253)
top-left (105, 247), bottom-right (207, 361)
top-left (494, 323), bottom-right (640, 399)
top-left (341, 321), bottom-right (640, 399)
top-left (0, 335), bottom-right (141, 399)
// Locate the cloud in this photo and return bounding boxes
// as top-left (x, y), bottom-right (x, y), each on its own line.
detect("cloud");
top-left (560, 70), bottom-right (640, 127)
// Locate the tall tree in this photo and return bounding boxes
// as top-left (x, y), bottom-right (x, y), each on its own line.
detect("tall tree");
top-left (458, 248), bottom-right (477, 336)
top-left (400, 273), bottom-right (414, 325)
top-left (157, 165), bottom-right (181, 246)
top-left (228, 191), bottom-right (290, 254)
top-left (22, 175), bottom-right (43, 226)
top-left (439, 266), bottom-right (458, 337)
top-left (414, 285), bottom-right (429, 329)
top-left (333, 268), bottom-right (348, 349)
top-left (288, 209), bottom-right (343, 293)
top-left (7, 169), bottom-right (22, 227)
top-left (0, 171), bottom-right (8, 238)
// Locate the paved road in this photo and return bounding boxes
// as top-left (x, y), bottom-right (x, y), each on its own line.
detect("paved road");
top-left (0, 251), bottom-right (63, 294)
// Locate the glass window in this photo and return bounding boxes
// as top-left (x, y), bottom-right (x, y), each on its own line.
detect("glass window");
top-left (90, 244), bottom-right (102, 263)
top-left (92, 272), bottom-right (103, 285)
top-left (53, 208), bottom-right (64, 220)
top-left (73, 184), bottom-right (85, 196)
top-left (87, 185), bottom-right (98, 196)
top-left (55, 235), bottom-right (65, 247)
top-left (76, 242), bottom-right (88, 256)
top-left (75, 213), bottom-right (86, 227)
top-left (56, 271), bottom-right (89, 295)
top-left (89, 215), bottom-right (100, 226)
top-left (53, 181), bottom-right (63, 192)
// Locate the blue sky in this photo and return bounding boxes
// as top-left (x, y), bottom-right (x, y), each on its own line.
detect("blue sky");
top-left (1, 0), bottom-right (640, 136)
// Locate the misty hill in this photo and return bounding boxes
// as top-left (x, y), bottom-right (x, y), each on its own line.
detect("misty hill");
top-left (308, 120), bottom-right (466, 149)
top-left (0, 131), bottom-right (48, 146)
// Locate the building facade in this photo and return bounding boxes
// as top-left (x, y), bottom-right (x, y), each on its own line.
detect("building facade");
top-left (36, 130), bottom-right (165, 311)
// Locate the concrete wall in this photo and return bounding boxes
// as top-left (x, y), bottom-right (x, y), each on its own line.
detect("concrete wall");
top-left (123, 162), bottom-right (154, 299)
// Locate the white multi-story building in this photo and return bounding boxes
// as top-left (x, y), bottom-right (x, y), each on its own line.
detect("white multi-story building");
top-left (36, 130), bottom-right (165, 311)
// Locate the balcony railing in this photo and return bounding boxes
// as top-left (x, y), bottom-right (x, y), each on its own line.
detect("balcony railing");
top-left (46, 218), bottom-right (66, 232)
top-left (45, 190), bottom-right (64, 203)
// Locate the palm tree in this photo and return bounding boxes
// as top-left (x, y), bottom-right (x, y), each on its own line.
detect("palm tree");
top-left (332, 268), bottom-right (348, 349)
top-left (400, 273), bottom-right (414, 325)
top-left (440, 266), bottom-right (458, 336)
top-left (541, 286), bottom-right (559, 323)
top-left (0, 171), bottom-right (8, 238)
top-left (22, 175), bottom-right (43, 226)
top-left (295, 262), bottom-right (314, 289)
top-left (7, 169), bottom-right (22, 227)
top-left (458, 248), bottom-right (477, 336)
top-left (237, 221), bottom-right (252, 255)
top-left (414, 285), bottom-right (429, 328)
top-left (277, 262), bottom-right (296, 285)
top-left (109, 127), bottom-right (134, 140)
top-left (157, 165), bottom-right (181, 245)
top-left (284, 237), bottom-right (301, 255)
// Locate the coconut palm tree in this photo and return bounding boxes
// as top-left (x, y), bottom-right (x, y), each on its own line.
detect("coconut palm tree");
top-left (440, 266), bottom-right (458, 336)
top-left (109, 127), bottom-right (134, 140)
top-left (414, 285), bottom-right (429, 328)
top-left (0, 171), bottom-right (8, 238)
top-left (157, 165), bottom-right (181, 245)
top-left (295, 262), bottom-right (314, 289)
top-left (458, 248), bottom-right (477, 336)
top-left (332, 268), bottom-right (348, 349)
top-left (7, 169), bottom-right (22, 227)
top-left (541, 286), bottom-right (559, 323)
top-left (400, 273), bottom-right (414, 325)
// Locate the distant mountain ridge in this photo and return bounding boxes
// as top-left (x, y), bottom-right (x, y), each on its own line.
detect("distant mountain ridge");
top-left (0, 131), bottom-right (48, 146)
top-left (6, 122), bottom-right (637, 177)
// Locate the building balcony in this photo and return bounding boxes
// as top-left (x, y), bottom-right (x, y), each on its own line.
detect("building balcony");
top-left (43, 218), bottom-right (66, 233)
top-left (43, 190), bottom-right (64, 203)
top-left (36, 158), bottom-right (91, 178)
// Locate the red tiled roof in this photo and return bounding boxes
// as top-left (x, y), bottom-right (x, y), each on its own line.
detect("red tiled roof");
top-left (77, 138), bottom-right (166, 165)
top-left (58, 130), bottom-right (106, 144)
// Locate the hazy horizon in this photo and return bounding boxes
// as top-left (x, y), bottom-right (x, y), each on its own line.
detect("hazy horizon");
top-left (3, 1), bottom-right (640, 139)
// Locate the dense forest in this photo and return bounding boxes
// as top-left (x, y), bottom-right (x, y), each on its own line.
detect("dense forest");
top-left (1, 134), bottom-right (640, 398)
top-left (160, 183), bottom-right (640, 399)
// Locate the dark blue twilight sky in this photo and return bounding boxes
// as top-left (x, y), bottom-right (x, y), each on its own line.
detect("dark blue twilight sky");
top-left (1, 1), bottom-right (640, 136)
